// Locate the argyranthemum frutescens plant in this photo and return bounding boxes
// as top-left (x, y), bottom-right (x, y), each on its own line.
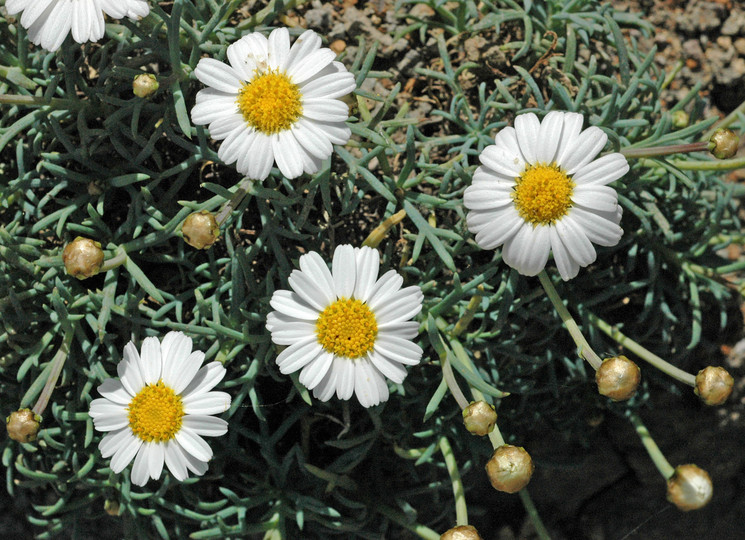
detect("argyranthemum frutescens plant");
top-left (1, 0), bottom-right (744, 538)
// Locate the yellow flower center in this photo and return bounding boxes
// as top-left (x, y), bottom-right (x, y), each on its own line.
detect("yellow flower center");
top-left (127, 381), bottom-right (184, 443)
top-left (316, 298), bottom-right (378, 358)
top-left (512, 163), bottom-right (575, 225)
top-left (236, 70), bottom-right (302, 134)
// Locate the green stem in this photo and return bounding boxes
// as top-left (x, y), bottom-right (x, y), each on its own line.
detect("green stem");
top-left (216, 178), bottom-right (254, 227)
top-left (620, 141), bottom-right (712, 159)
top-left (538, 270), bottom-right (602, 370)
top-left (627, 412), bottom-right (675, 479)
top-left (452, 288), bottom-right (483, 337)
top-left (441, 351), bottom-right (470, 410)
top-left (587, 312), bottom-right (696, 387)
top-left (99, 247), bottom-right (128, 273)
top-left (702, 98), bottom-right (745, 140)
top-left (669, 155), bottom-right (745, 171)
top-left (518, 490), bottom-right (553, 540)
top-left (31, 327), bottom-right (74, 417)
top-left (439, 437), bottom-right (468, 526)
top-left (375, 504), bottom-right (440, 540)
top-left (0, 94), bottom-right (83, 110)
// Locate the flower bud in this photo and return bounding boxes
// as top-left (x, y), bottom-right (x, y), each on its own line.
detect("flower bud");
top-left (462, 401), bottom-right (497, 436)
top-left (104, 499), bottom-right (120, 516)
top-left (596, 355), bottom-right (641, 401)
top-left (63, 237), bottom-right (104, 279)
top-left (671, 110), bottom-right (689, 129)
top-left (694, 366), bottom-right (734, 406)
top-left (132, 73), bottom-right (159, 98)
top-left (709, 128), bottom-right (739, 159)
top-left (182, 211), bottom-right (220, 250)
top-left (485, 444), bottom-right (534, 494)
top-left (666, 464), bottom-right (713, 511)
top-left (6, 408), bottom-right (41, 443)
top-left (440, 524), bottom-right (482, 540)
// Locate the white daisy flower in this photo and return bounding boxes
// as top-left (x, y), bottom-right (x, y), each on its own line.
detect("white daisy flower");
top-left (191, 27), bottom-right (356, 181)
top-left (266, 245), bottom-right (424, 408)
top-left (464, 111), bottom-right (629, 281)
top-left (6, 0), bottom-right (149, 52)
top-left (88, 331), bottom-right (231, 486)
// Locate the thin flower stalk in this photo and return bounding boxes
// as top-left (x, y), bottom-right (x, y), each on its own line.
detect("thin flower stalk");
top-left (32, 327), bottom-right (74, 417)
top-left (620, 141), bottom-right (712, 159)
top-left (215, 178), bottom-right (255, 227)
top-left (362, 209), bottom-right (407, 248)
top-left (627, 412), bottom-right (675, 479)
top-left (587, 312), bottom-right (696, 387)
top-left (439, 437), bottom-right (468, 527)
top-left (537, 270), bottom-right (602, 370)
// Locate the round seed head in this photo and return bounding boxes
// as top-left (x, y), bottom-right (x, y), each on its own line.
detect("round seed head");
top-left (62, 237), bottom-right (104, 279)
top-left (6, 408), bottom-right (41, 443)
top-left (182, 211), bottom-right (220, 250)
top-left (710, 128), bottom-right (739, 159)
top-left (666, 464), bottom-right (713, 511)
top-left (440, 524), bottom-right (482, 540)
top-left (133, 73), bottom-right (160, 98)
top-left (694, 366), bottom-right (734, 406)
top-left (462, 401), bottom-right (497, 436)
top-left (485, 444), bottom-right (534, 493)
top-left (596, 355), bottom-right (641, 401)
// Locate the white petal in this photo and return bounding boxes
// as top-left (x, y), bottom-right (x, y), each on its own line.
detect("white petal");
top-left (514, 113), bottom-right (541, 165)
top-left (182, 449), bottom-right (209, 476)
top-left (191, 89), bottom-right (238, 126)
top-left (218, 125), bottom-right (251, 166)
top-left (183, 391), bottom-right (232, 415)
top-left (97, 379), bottom-right (132, 405)
top-left (18, 0), bottom-right (53, 28)
top-left (312, 363), bottom-right (338, 402)
top-left (276, 338), bottom-right (324, 374)
top-left (559, 126), bottom-right (608, 174)
top-left (479, 144), bottom-right (524, 177)
top-left (373, 286), bottom-right (422, 324)
top-left (554, 112), bottom-right (585, 166)
top-left (271, 131), bottom-right (305, 179)
top-left (502, 224), bottom-right (551, 276)
top-left (160, 332), bottom-right (193, 389)
top-left (164, 440), bottom-right (188, 481)
top-left (572, 185), bottom-right (619, 213)
top-left (270, 289), bottom-right (319, 320)
top-left (471, 208), bottom-right (523, 250)
top-left (267, 27), bottom-right (290, 70)
top-left (312, 121), bottom-right (351, 146)
top-left (353, 247), bottom-right (380, 302)
top-left (175, 429), bottom-right (213, 462)
top-left (118, 342), bottom-right (144, 395)
top-left (369, 351), bottom-right (408, 384)
top-left (288, 48), bottom-right (336, 85)
top-left (181, 362), bottom-right (226, 399)
top-left (291, 121), bottom-right (333, 160)
top-left (139, 336), bottom-right (162, 385)
top-left (298, 252), bottom-right (335, 303)
top-left (195, 58), bottom-right (244, 94)
top-left (572, 153), bottom-right (629, 186)
top-left (569, 207), bottom-right (623, 247)
top-left (535, 111), bottom-right (564, 164)
top-left (472, 165), bottom-right (516, 187)
top-left (335, 358), bottom-right (355, 400)
top-left (235, 130), bottom-right (262, 177)
top-left (300, 71), bottom-right (356, 99)
top-left (286, 30), bottom-right (323, 75)
top-left (110, 436), bottom-right (143, 474)
top-left (167, 351), bottom-right (205, 395)
top-left (288, 268), bottom-right (332, 311)
top-left (366, 270), bottom-right (404, 312)
top-left (182, 415), bottom-right (228, 437)
top-left (148, 442), bottom-right (165, 481)
top-left (130, 445), bottom-right (150, 486)
top-left (208, 113), bottom-right (245, 141)
top-left (244, 133), bottom-right (274, 180)
top-left (99, 0), bottom-right (127, 18)
top-left (555, 217), bottom-right (596, 267)
top-left (377, 320), bottom-right (420, 340)
top-left (354, 360), bottom-right (384, 407)
top-left (89, 398), bottom-right (125, 419)
top-left (99, 429), bottom-right (134, 459)
top-left (374, 334), bottom-right (423, 366)
top-left (332, 244), bottom-right (356, 299)
top-left (298, 350), bottom-right (334, 390)
top-left (463, 185), bottom-right (513, 211)
top-left (302, 99), bottom-right (350, 122)
top-left (267, 313), bottom-right (317, 345)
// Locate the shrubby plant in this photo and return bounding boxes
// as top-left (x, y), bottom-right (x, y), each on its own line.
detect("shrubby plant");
top-left (1, 0), bottom-right (743, 537)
